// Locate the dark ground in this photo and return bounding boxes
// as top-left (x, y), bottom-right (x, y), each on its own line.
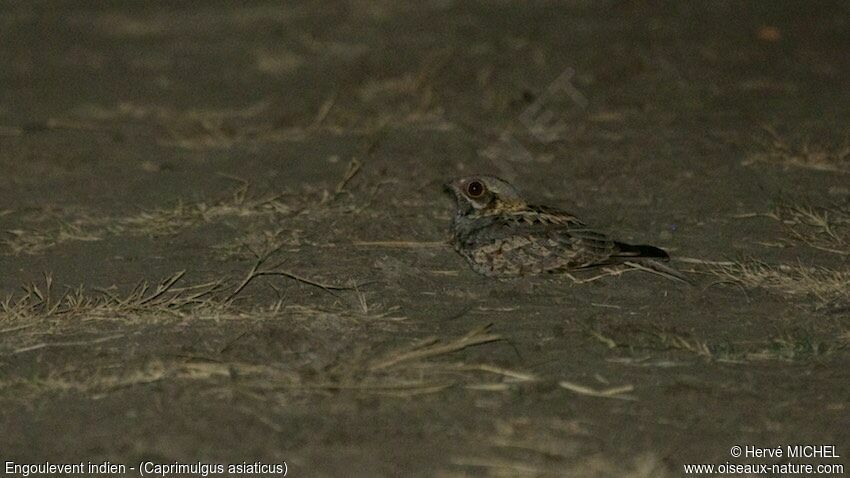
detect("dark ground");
top-left (1, 1), bottom-right (849, 477)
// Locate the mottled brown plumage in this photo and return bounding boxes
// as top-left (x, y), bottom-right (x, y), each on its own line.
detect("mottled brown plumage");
top-left (447, 175), bottom-right (684, 280)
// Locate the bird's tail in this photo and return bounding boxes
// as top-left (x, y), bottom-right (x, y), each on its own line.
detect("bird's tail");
top-left (613, 242), bottom-right (670, 260)
top-left (613, 242), bottom-right (692, 284)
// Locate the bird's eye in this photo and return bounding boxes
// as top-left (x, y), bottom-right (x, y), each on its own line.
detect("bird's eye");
top-left (466, 181), bottom-right (485, 198)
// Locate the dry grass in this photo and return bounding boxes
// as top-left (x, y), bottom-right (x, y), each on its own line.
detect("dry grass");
top-left (448, 418), bottom-right (670, 477)
top-left (1, 313), bottom-right (533, 400)
top-left (0, 253), bottom-right (369, 327)
top-left (737, 201), bottom-right (850, 256)
top-left (558, 380), bottom-right (636, 400)
top-left (0, 267), bottom-right (533, 399)
top-left (588, 322), bottom-right (842, 364)
top-left (109, 182), bottom-right (291, 235)
top-left (213, 226), bottom-right (306, 261)
top-left (369, 324), bottom-right (500, 371)
top-left (2, 184), bottom-right (292, 255)
top-left (3, 223), bottom-right (102, 255)
top-left (0, 271), bottom-right (224, 323)
top-left (0, 363), bottom-right (173, 396)
top-left (221, 324), bottom-right (527, 398)
top-left (564, 261), bottom-right (691, 285)
top-left (707, 259), bottom-right (850, 307)
top-left (587, 325), bottom-right (719, 361)
top-left (745, 334), bottom-right (841, 362)
top-left (648, 330), bottom-right (714, 359)
top-left (269, 324), bottom-right (530, 398)
top-left (744, 125), bottom-right (850, 174)
top-left (225, 250), bottom-right (357, 303)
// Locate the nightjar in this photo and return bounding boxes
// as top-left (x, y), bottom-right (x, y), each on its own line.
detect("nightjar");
top-left (447, 175), bottom-right (685, 281)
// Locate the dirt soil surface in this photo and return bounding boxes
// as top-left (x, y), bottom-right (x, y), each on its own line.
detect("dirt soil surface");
top-left (1, 1), bottom-right (849, 477)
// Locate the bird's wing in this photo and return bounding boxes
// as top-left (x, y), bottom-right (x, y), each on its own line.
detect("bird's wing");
top-left (470, 210), bottom-right (619, 274)
top-left (511, 205), bottom-right (620, 265)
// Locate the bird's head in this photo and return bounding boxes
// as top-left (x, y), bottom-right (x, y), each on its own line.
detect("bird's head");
top-left (445, 175), bottom-right (525, 216)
